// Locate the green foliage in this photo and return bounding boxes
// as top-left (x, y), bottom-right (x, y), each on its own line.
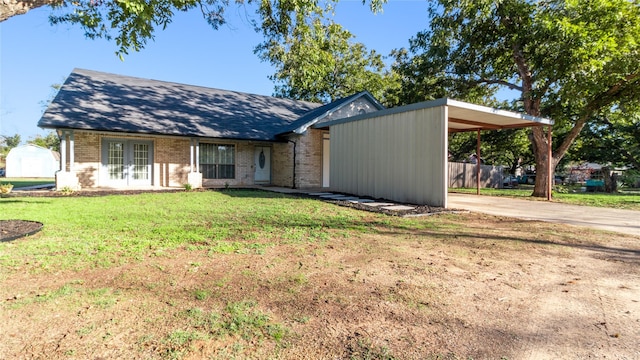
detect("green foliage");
top-left (37, 0), bottom-right (387, 57)
top-left (49, 0), bottom-right (223, 57)
top-left (396, 0), bottom-right (640, 197)
top-left (28, 131), bottom-right (60, 152)
top-left (618, 169), bottom-right (640, 188)
top-left (59, 186), bottom-right (76, 195)
top-left (1, 134), bottom-right (21, 158)
top-left (255, 1), bottom-right (396, 104)
top-left (568, 106), bottom-right (640, 170)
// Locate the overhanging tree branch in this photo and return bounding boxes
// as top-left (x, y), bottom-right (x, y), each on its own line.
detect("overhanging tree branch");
top-left (475, 78), bottom-right (523, 92)
top-left (554, 72), bottom-right (640, 160)
top-left (0, 0), bottom-right (60, 21)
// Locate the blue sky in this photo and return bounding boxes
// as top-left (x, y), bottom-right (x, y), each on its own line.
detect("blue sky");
top-left (0, 1), bottom-right (431, 142)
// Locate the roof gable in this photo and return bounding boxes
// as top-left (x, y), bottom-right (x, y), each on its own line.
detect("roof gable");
top-left (38, 69), bottom-right (323, 141)
top-left (279, 91), bottom-right (385, 136)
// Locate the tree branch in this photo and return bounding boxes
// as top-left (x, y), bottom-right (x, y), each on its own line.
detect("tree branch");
top-left (476, 78), bottom-right (523, 92)
top-left (0, 0), bottom-right (60, 22)
top-left (554, 72), bottom-right (640, 160)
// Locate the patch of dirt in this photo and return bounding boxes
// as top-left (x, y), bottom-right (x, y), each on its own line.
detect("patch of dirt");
top-left (0, 220), bottom-right (43, 242)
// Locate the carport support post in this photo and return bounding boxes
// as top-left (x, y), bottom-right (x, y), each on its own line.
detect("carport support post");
top-left (547, 125), bottom-right (552, 201)
top-left (476, 129), bottom-right (481, 195)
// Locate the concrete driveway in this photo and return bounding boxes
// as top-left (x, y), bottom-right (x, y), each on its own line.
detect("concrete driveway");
top-left (447, 193), bottom-right (640, 237)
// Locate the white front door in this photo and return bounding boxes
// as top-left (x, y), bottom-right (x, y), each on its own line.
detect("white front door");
top-left (322, 136), bottom-right (330, 187)
top-left (254, 146), bottom-right (271, 183)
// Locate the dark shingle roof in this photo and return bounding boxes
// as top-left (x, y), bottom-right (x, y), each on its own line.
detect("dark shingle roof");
top-left (38, 69), bottom-right (323, 141)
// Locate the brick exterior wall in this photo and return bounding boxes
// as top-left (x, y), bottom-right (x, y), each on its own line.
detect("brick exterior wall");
top-left (271, 129), bottom-right (327, 189)
top-left (72, 132), bottom-right (100, 188)
top-left (295, 129), bottom-right (326, 189)
top-left (155, 137), bottom-right (191, 187)
top-left (66, 130), bottom-right (326, 189)
top-left (271, 142), bottom-right (294, 187)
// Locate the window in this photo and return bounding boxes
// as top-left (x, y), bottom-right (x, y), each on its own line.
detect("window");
top-left (108, 142), bottom-right (125, 180)
top-left (200, 143), bottom-right (235, 179)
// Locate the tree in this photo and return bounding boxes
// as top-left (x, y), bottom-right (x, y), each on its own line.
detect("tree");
top-left (568, 105), bottom-right (640, 191)
top-left (1, 134), bottom-right (21, 150)
top-left (396, 0), bottom-right (640, 197)
top-left (1, 134), bottom-right (21, 166)
top-left (2, 0), bottom-right (386, 57)
top-left (569, 109), bottom-right (640, 171)
top-left (28, 132), bottom-right (60, 153)
top-left (255, 1), bottom-right (396, 104)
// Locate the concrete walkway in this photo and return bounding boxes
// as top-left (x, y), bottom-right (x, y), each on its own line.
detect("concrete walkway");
top-left (447, 193), bottom-right (640, 237)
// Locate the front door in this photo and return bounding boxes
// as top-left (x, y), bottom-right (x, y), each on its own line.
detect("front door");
top-left (254, 146), bottom-right (271, 184)
top-left (102, 139), bottom-right (153, 187)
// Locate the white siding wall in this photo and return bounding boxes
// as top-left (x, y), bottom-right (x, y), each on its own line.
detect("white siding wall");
top-left (330, 106), bottom-right (448, 207)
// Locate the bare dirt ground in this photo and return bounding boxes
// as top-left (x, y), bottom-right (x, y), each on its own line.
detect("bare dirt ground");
top-left (1, 212), bottom-right (639, 359)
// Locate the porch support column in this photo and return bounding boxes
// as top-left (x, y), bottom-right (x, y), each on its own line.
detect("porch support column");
top-left (195, 139), bottom-right (200, 171)
top-left (55, 130), bottom-right (80, 190)
top-left (547, 125), bottom-right (553, 201)
top-left (190, 138), bottom-right (194, 172)
top-left (187, 138), bottom-right (203, 189)
top-left (59, 130), bottom-right (67, 172)
top-left (69, 131), bottom-right (74, 172)
top-left (476, 129), bottom-right (481, 195)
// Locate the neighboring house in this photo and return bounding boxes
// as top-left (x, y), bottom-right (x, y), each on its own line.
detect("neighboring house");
top-left (37, 68), bottom-right (383, 191)
top-left (39, 69), bottom-right (553, 207)
top-left (5, 144), bottom-right (60, 178)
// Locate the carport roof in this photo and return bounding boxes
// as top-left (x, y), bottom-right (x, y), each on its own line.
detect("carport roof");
top-left (315, 98), bottom-right (554, 131)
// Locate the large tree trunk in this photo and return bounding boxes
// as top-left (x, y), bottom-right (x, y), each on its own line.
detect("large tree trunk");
top-left (0, 0), bottom-right (58, 22)
top-left (530, 126), bottom-right (554, 197)
top-left (602, 166), bottom-right (619, 193)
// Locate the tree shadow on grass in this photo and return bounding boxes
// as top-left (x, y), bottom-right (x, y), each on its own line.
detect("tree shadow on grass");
top-left (373, 224), bottom-right (640, 263)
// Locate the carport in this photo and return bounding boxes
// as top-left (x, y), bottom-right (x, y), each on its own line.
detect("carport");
top-left (317, 98), bottom-right (554, 208)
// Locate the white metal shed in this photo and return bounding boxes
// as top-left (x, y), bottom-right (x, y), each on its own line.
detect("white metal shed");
top-left (318, 98), bottom-right (554, 208)
top-left (6, 144), bottom-right (60, 178)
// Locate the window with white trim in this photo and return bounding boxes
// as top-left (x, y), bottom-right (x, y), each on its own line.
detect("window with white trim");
top-left (199, 143), bottom-right (235, 179)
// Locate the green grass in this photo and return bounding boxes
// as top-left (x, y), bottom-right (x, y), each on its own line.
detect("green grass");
top-left (450, 187), bottom-right (640, 210)
top-left (2, 188), bottom-right (636, 277)
top-left (0, 177), bottom-right (54, 189)
top-left (0, 189), bottom-right (403, 273)
top-left (163, 300), bottom-right (286, 358)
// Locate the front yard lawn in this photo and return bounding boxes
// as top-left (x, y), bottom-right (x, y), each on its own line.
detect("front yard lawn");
top-left (1, 190), bottom-right (638, 359)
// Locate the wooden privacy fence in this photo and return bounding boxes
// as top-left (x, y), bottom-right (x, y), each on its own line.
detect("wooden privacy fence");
top-left (448, 162), bottom-right (503, 188)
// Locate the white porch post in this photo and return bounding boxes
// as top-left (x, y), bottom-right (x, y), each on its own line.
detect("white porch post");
top-left (59, 131), bottom-right (67, 172)
top-left (195, 139), bottom-right (200, 170)
top-left (187, 138), bottom-right (203, 189)
top-left (190, 138), bottom-right (194, 172)
top-left (55, 130), bottom-right (80, 190)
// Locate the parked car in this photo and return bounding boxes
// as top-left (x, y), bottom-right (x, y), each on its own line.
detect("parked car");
top-left (503, 175), bottom-right (519, 188)
top-left (0, 168), bottom-right (5, 177)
